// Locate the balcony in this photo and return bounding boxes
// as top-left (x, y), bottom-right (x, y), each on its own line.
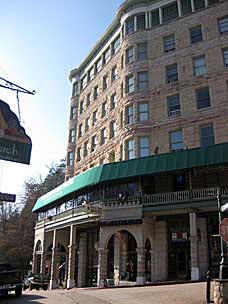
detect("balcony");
top-left (142, 187), bottom-right (228, 208)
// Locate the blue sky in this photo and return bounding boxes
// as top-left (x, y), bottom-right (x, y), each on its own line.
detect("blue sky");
top-left (0, 0), bottom-right (123, 204)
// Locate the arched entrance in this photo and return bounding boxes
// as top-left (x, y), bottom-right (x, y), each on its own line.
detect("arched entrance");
top-left (34, 240), bottom-right (42, 274)
top-left (106, 230), bottom-right (137, 284)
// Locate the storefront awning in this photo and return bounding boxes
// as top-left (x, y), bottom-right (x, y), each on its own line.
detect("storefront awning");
top-left (32, 142), bottom-right (228, 212)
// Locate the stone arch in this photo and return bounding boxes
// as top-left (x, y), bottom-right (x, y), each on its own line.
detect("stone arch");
top-left (35, 240), bottom-right (42, 252)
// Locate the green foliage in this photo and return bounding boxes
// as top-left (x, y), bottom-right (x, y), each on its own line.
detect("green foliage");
top-left (0, 160), bottom-right (65, 273)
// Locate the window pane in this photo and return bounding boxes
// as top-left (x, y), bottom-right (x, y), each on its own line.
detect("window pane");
top-left (200, 124), bottom-right (214, 147)
top-left (126, 17), bottom-right (134, 35)
top-left (164, 35), bottom-right (175, 52)
top-left (170, 130), bottom-right (183, 151)
top-left (224, 49), bottom-right (228, 67)
top-left (190, 25), bottom-right (202, 44)
top-left (137, 14), bottom-right (146, 30)
top-left (139, 137), bottom-right (150, 157)
top-left (113, 36), bottom-right (120, 54)
top-left (196, 87), bottom-right (211, 109)
top-left (138, 72), bottom-right (148, 90)
top-left (137, 43), bottom-right (147, 60)
top-left (126, 47), bottom-right (134, 64)
top-left (139, 103), bottom-right (149, 121)
top-left (166, 64), bottom-right (178, 82)
top-left (194, 56), bottom-right (207, 76)
top-left (167, 95), bottom-right (180, 116)
top-left (194, 0), bottom-right (205, 10)
top-left (163, 3), bottom-right (178, 23)
top-left (151, 9), bottom-right (160, 27)
top-left (181, 0), bottom-right (192, 15)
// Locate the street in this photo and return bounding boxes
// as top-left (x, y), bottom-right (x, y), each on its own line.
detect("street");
top-left (0, 282), bottom-right (207, 304)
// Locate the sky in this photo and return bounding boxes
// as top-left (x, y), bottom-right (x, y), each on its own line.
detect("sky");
top-left (0, 0), bottom-right (123, 206)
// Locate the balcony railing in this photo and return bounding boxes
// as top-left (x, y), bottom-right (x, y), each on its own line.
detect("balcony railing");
top-left (142, 187), bottom-right (228, 206)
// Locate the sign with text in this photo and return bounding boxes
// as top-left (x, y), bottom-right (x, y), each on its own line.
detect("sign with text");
top-left (0, 192), bottom-right (16, 202)
top-left (0, 99), bottom-right (32, 164)
top-left (219, 218), bottom-right (228, 243)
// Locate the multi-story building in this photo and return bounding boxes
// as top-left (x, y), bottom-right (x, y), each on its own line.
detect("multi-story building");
top-left (32, 0), bottom-right (228, 289)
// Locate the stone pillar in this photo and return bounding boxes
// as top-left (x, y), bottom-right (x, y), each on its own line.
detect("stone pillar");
top-left (145, 12), bottom-right (149, 29)
top-left (205, 0), bottom-right (209, 7)
top-left (191, 0), bottom-right (195, 12)
top-left (159, 7), bottom-right (163, 24)
top-left (177, 0), bottom-right (182, 16)
top-left (114, 234), bottom-right (121, 285)
top-left (97, 248), bottom-right (108, 287)
top-left (50, 229), bottom-right (58, 289)
top-left (189, 212), bottom-right (200, 280)
top-left (77, 232), bottom-right (87, 287)
top-left (198, 217), bottom-right (209, 278)
top-left (32, 252), bottom-right (37, 274)
top-left (154, 221), bottom-right (168, 281)
top-left (40, 241), bottom-right (47, 277)
top-left (134, 16), bottom-right (137, 32)
top-left (67, 225), bottom-right (77, 289)
top-left (121, 249), bottom-right (128, 273)
top-left (148, 11), bottom-right (152, 28)
top-left (213, 280), bottom-right (228, 304)
top-left (136, 247), bottom-right (145, 285)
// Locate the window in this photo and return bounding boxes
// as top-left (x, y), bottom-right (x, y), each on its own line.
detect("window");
top-left (200, 124), bottom-right (214, 147)
top-left (162, 3), bottom-right (178, 23)
top-left (79, 100), bottom-right (84, 114)
top-left (126, 74), bottom-right (134, 94)
top-left (193, 56), bottom-right (207, 76)
top-left (95, 57), bottom-right (103, 74)
top-left (86, 93), bottom-right (91, 107)
top-left (167, 95), bottom-right (181, 117)
top-left (219, 16), bottom-right (228, 35)
top-left (91, 135), bottom-right (97, 152)
top-left (70, 106), bottom-right (77, 120)
top-left (103, 75), bottom-right (108, 90)
top-left (126, 139), bottom-right (135, 160)
top-left (138, 102), bottom-right (149, 121)
top-left (170, 130), bottom-right (184, 152)
top-left (136, 14), bottom-right (146, 30)
top-left (94, 85), bottom-right (99, 100)
top-left (88, 67), bottom-right (94, 82)
top-left (101, 101), bottom-right (107, 118)
top-left (181, 0), bottom-right (192, 15)
top-left (208, 0), bottom-right (219, 4)
top-left (166, 64), bottom-right (178, 83)
top-left (190, 25), bottom-right (202, 44)
top-left (126, 46), bottom-right (134, 64)
top-left (85, 117), bottom-right (90, 132)
top-left (104, 48), bottom-right (111, 64)
top-left (111, 93), bottom-right (117, 110)
top-left (84, 141), bottom-right (88, 157)
top-left (76, 147), bottom-right (81, 162)
top-left (81, 75), bottom-right (87, 90)
top-left (223, 49), bottom-right (228, 67)
top-left (78, 124), bottom-right (83, 138)
top-left (101, 128), bottom-right (107, 145)
top-left (126, 16), bottom-right (134, 35)
top-left (138, 71), bottom-right (148, 90)
top-left (139, 136), bottom-right (150, 157)
top-left (194, 0), bottom-right (205, 10)
top-left (92, 110), bottom-right (97, 126)
top-left (151, 9), bottom-right (160, 27)
top-left (112, 35), bottom-right (121, 55)
top-left (67, 151), bottom-right (74, 166)
top-left (111, 66), bottom-right (118, 82)
top-left (69, 129), bottom-right (76, 143)
top-left (137, 43), bottom-right (147, 60)
top-left (72, 82), bottom-right (79, 96)
top-left (126, 105), bottom-right (134, 125)
top-left (164, 34), bottom-right (175, 52)
top-left (110, 121), bottom-right (117, 138)
top-left (109, 151), bottom-right (115, 163)
top-left (196, 87), bottom-right (211, 109)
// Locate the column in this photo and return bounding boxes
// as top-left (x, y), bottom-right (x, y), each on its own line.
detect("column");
top-left (134, 16), bottom-right (137, 32)
top-left (177, 0), bottom-right (182, 17)
top-left (67, 225), bottom-right (77, 289)
top-left (159, 7), bottom-right (163, 24)
top-left (189, 212), bottom-right (200, 280)
top-left (97, 248), bottom-right (108, 287)
top-left (121, 249), bottom-right (128, 273)
top-left (148, 11), bottom-right (152, 28)
top-left (40, 239), bottom-right (47, 278)
top-left (205, 0), bottom-right (209, 7)
top-left (191, 0), bottom-right (195, 12)
top-left (50, 229), bottom-right (58, 289)
top-left (145, 12), bottom-right (149, 29)
top-left (114, 234), bottom-right (121, 285)
top-left (77, 232), bottom-right (87, 287)
top-left (32, 252), bottom-right (37, 274)
top-left (136, 247), bottom-right (145, 285)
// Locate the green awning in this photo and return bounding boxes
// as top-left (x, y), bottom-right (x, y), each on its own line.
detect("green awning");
top-left (33, 142), bottom-right (228, 212)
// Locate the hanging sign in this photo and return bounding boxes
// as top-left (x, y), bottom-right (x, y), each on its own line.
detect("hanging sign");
top-left (0, 99), bottom-right (32, 165)
top-left (0, 192), bottom-right (16, 202)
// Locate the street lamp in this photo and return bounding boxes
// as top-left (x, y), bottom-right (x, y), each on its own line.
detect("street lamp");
top-left (217, 188), bottom-right (228, 279)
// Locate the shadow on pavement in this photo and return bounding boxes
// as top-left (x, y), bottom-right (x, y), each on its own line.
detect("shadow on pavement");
top-left (0, 293), bottom-right (46, 303)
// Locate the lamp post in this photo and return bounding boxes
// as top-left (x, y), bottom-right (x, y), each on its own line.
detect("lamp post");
top-left (217, 188), bottom-right (228, 279)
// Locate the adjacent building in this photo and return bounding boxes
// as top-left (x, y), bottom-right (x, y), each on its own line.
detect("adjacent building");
top-left (32, 0), bottom-right (228, 289)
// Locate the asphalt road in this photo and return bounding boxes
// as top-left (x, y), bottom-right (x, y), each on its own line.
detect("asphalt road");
top-left (0, 282), bottom-right (207, 304)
